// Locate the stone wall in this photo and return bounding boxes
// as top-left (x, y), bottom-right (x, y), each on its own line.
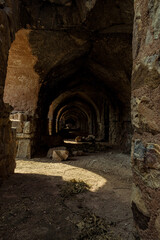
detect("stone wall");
top-left (0, 0), bottom-right (20, 178)
top-left (1, 0), bottom-right (133, 175)
top-left (4, 29), bottom-right (40, 115)
top-left (0, 105), bottom-right (16, 178)
top-left (131, 0), bottom-right (160, 239)
top-left (1, 1), bottom-right (160, 239)
top-left (109, 104), bottom-right (132, 153)
top-left (3, 0), bottom-right (133, 156)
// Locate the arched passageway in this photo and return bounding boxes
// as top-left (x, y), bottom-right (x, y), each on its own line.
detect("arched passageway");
top-left (3, 0), bottom-right (133, 157)
top-left (50, 98), bottom-right (94, 138)
top-left (2, 0), bottom-right (160, 239)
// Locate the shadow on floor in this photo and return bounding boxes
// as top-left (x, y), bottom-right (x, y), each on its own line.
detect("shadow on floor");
top-left (0, 153), bottom-right (134, 239)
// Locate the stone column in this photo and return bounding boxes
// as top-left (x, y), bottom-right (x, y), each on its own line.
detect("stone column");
top-left (11, 113), bottom-right (34, 159)
top-left (0, 104), bottom-right (16, 177)
top-left (131, 0), bottom-right (160, 239)
top-left (0, 2), bottom-right (19, 178)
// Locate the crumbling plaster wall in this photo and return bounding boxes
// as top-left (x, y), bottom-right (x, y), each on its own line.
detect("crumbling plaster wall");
top-left (131, 0), bottom-right (160, 239)
top-left (3, 29), bottom-right (40, 115)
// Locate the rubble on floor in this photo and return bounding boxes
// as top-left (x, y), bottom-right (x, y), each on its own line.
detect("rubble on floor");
top-left (60, 179), bottom-right (90, 199)
top-left (76, 212), bottom-right (118, 240)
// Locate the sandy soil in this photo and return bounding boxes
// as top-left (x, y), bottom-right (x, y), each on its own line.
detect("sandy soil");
top-left (0, 151), bottom-right (135, 240)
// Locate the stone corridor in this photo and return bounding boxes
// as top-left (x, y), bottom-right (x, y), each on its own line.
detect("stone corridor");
top-left (0, 0), bottom-right (160, 239)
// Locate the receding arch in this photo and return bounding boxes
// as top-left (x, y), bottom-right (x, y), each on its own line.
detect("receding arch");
top-left (48, 92), bottom-right (99, 138)
top-left (48, 90), bottom-right (101, 124)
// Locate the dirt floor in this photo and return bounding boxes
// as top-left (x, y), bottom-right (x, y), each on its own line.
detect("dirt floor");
top-left (0, 151), bottom-right (136, 240)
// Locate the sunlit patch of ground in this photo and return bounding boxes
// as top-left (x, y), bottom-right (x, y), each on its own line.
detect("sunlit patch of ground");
top-left (0, 152), bottom-right (135, 240)
top-left (16, 160), bottom-right (107, 192)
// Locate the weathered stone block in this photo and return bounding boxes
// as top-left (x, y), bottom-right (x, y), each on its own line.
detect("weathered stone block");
top-left (16, 133), bottom-right (34, 139)
top-left (23, 121), bottom-right (31, 134)
top-left (11, 120), bottom-right (23, 133)
top-left (133, 139), bottom-right (145, 161)
top-left (17, 113), bottom-right (23, 121)
top-left (47, 147), bottom-right (67, 158)
top-left (131, 183), bottom-right (149, 216)
top-left (16, 139), bottom-right (31, 159)
top-left (145, 144), bottom-right (160, 170)
top-left (131, 97), bottom-right (140, 129)
top-left (138, 102), bottom-right (159, 134)
top-left (47, 148), bottom-right (69, 161)
top-left (143, 169), bottom-right (160, 189)
top-left (52, 150), bottom-right (69, 161)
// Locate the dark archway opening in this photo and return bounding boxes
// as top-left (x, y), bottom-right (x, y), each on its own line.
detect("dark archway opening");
top-left (1, 0), bottom-right (144, 239)
top-left (49, 94), bottom-right (98, 140)
top-left (33, 63), bottom-right (132, 156)
top-left (3, 0), bottom-right (133, 158)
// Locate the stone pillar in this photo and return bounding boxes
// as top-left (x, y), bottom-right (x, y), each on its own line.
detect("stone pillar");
top-left (10, 112), bottom-right (34, 159)
top-left (131, 0), bottom-right (160, 239)
top-left (0, 104), bottom-right (16, 177)
top-left (0, 2), bottom-right (19, 178)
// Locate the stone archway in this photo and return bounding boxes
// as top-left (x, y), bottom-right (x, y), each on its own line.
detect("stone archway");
top-left (1, 0), bottom-right (160, 239)
top-left (48, 92), bottom-right (100, 139)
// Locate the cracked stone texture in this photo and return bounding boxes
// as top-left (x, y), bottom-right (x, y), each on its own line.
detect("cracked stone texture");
top-left (132, 0), bottom-right (160, 239)
top-left (0, 0), bottom-right (19, 177)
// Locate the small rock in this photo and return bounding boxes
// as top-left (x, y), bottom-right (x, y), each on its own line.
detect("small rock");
top-left (52, 150), bottom-right (69, 161)
top-left (47, 147), bottom-right (69, 161)
top-left (47, 147), bottom-right (67, 158)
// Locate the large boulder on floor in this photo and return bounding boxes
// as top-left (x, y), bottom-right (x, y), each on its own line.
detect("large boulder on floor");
top-left (47, 146), bottom-right (67, 158)
top-left (52, 150), bottom-right (69, 161)
top-left (47, 147), bottom-right (69, 161)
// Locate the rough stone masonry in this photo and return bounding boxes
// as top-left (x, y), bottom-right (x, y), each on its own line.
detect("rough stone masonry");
top-left (0, 0), bottom-right (160, 239)
top-left (131, 0), bottom-right (160, 239)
